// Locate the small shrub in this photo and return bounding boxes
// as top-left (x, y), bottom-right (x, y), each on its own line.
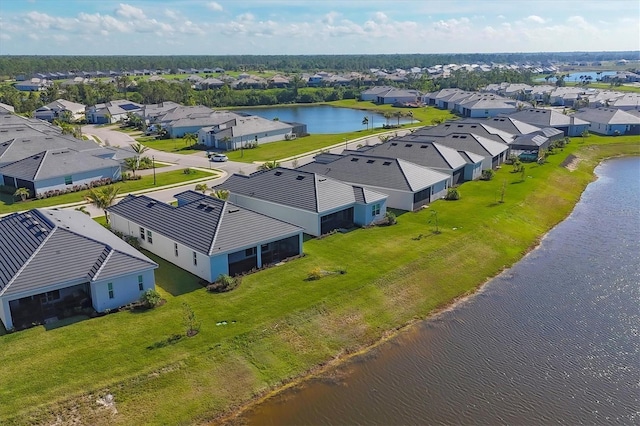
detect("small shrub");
top-left (206, 274), bottom-right (241, 292)
top-left (384, 211), bottom-right (397, 225)
top-left (124, 235), bottom-right (141, 249)
top-left (307, 267), bottom-right (323, 281)
top-left (480, 169), bottom-right (494, 181)
top-left (183, 168), bottom-right (193, 175)
top-left (140, 289), bottom-right (162, 308)
top-left (182, 303), bottom-right (200, 337)
top-left (445, 187), bottom-right (460, 200)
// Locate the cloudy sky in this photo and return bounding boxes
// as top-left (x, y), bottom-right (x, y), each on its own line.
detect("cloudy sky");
top-left (0, 0), bottom-right (638, 55)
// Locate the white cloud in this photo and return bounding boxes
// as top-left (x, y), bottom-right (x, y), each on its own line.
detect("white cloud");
top-left (525, 15), bottom-right (546, 24)
top-left (116, 3), bottom-right (146, 20)
top-left (206, 2), bottom-right (223, 12)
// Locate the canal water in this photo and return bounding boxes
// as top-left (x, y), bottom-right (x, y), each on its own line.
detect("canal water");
top-left (238, 105), bottom-right (412, 134)
top-left (238, 157), bottom-right (640, 425)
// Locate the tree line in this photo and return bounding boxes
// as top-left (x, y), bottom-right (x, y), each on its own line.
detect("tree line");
top-left (0, 68), bottom-right (541, 114)
top-left (1, 52), bottom-right (636, 77)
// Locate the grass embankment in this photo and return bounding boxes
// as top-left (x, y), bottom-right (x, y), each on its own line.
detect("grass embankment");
top-left (0, 169), bottom-right (215, 214)
top-left (564, 82), bottom-right (640, 93)
top-left (1, 136), bottom-right (637, 425)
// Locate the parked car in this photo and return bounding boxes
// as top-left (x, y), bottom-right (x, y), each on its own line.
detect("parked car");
top-left (209, 153), bottom-right (228, 162)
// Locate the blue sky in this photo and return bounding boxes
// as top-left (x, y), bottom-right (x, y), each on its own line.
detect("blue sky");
top-left (0, 0), bottom-right (638, 55)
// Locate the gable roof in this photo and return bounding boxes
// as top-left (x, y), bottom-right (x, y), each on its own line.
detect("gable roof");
top-left (215, 167), bottom-right (382, 212)
top-left (507, 108), bottom-right (590, 127)
top-left (355, 140), bottom-right (469, 171)
top-left (0, 149), bottom-right (119, 181)
top-left (573, 108), bottom-right (640, 125)
top-left (0, 209), bottom-right (157, 298)
top-left (297, 154), bottom-right (450, 192)
top-left (461, 116), bottom-right (542, 135)
top-left (410, 122), bottom-right (515, 144)
top-left (107, 192), bottom-right (302, 255)
top-left (0, 134), bottom-right (101, 167)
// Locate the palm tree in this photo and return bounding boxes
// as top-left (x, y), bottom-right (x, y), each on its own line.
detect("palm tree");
top-left (211, 189), bottom-right (229, 200)
top-left (85, 186), bottom-right (120, 224)
top-left (183, 133), bottom-right (197, 147)
top-left (406, 111), bottom-right (414, 125)
top-left (393, 111), bottom-right (403, 127)
top-left (362, 116), bottom-right (369, 131)
top-left (383, 111), bottom-right (392, 126)
top-left (124, 157), bottom-right (139, 178)
top-left (258, 160), bottom-right (280, 170)
top-left (195, 183), bottom-right (208, 194)
top-left (131, 142), bottom-right (149, 168)
top-left (14, 187), bottom-right (30, 202)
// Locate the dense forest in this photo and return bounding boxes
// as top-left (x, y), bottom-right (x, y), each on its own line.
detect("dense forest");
top-left (0, 68), bottom-right (536, 114)
top-left (0, 52), bottom-right (637, 76)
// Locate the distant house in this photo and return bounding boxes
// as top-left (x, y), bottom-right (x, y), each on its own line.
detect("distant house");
top-left (198, 115), bottom-right (294, 149)
top-left (507, 109), bottom-right (590, 137)
top-left (573, 108), bottom-right (640, 135)
top-left (360, 86), bottom-right (395, 102)
top-left (15, 78), bottom-right (50, 92)
top-left (456, 95), bottom-right (519, 118)
top-left (85, 100), bottom-right (143, 124)
top-left (107, 192), bottom-right (304, 280)
top-left (0, 209), bottom-right (157, 331)
top-left (298, 154), bottom-right (451, 211)
top-left (375, 88), bottom-right (422, 105)
top-left (214, 167), bottom-right (388, 236)
top-left (34, 99), bottom-right (86, 122)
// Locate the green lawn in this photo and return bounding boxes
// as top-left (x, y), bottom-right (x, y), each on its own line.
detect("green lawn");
top-left (135, 135), bottom-right (207, 155)
top-left (327, 99), bottom-right (456, 124)
top-left (1, 136), bottom-right (638, 425)
top-left (565, 82), bottom-right (640, 93)
top-left (0, 168), bottom-right (217, 214)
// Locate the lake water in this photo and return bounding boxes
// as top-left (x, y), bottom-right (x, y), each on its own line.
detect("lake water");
top-left (535, 71), bottom-right (618, 83)
top-left (238, 105), bottom-right (412, 134)
top-left (239, 156), bottom-right (640, 425)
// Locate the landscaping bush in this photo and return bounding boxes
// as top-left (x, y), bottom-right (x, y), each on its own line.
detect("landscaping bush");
top-left (481, 169), bottom-right (494, 181)
top-left (384, 211), bottom-right (397, 225)
top-left (140, 289), bottom-right (162, 308)
top-left (445, 187), bottom-right (460, 200)
top-left (306, 267), bottom-right (323, 281)
top-left (206, 274), bottom-right (241, 293)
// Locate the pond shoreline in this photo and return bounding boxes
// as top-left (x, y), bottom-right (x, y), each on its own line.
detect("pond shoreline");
top-left (208, 148), bottom-right (640, 425)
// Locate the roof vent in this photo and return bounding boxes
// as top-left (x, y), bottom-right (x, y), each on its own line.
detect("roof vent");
top-left (39, 227), bottom-right (48, 233)
top-left (296, 175), bottom-right (305, 180)
top-left (420, 145), bottom-right (428, 149)
top-left (350, 158), bottom-right (359, 162)
top-left (228, 208), bottom-right (240, 213)
top-left (471, 125), bottom-right (477, 128)
top-left (391, 142), bottom-right (398, 146)
top-left (274, 171), bottom-right (282, 176)
top-left (383, 161), bottom-right (391, 166)
top-left (24, 213), bottom-right (32, 218)
top-left (405, 144), bottom-right (413, 147)
top-left (460, 135), bottom-right (467, 139)
top-left (366, 160), bottom-right (375, 164)
top-left (452, 135), bottom-right (459, 139)
top-left (147, 202), bottom-right (156, 207)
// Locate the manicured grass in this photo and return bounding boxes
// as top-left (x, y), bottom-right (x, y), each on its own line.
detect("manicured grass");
top-left (0, 169), bottom-right (216, 214)
top-left (136, 135), bottom-right (206, 155)
top-left (1, 137), bottom-right (638, 425)
top-left (565, 82), bottom-right (640, 93)
top-left (225, 129), bottom-right (399, 163)
top-left (327, 99), bottom-right (456, 124)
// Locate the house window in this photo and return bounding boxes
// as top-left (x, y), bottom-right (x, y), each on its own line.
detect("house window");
top-left (174, 243), bottom-right (179, 257)
top-left (372, 203), bottom-right (381, 216)
top-left (140, 227), bottom-right (145, 240)
top-left (138, 275), bottom-right (144, 291)
top-left (64, 175), bottom-right (73, 185)
top-left (108, 282), bottom-right (114, 299)
top-left (147, 230), bottom-right (153, 244)
top-left (245, 247), bottom-right (256, 257)
top-left (193, 251), bottom-right (198, 266)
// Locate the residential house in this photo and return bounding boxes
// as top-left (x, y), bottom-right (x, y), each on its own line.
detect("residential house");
top-left (573, 108), bottom-right (640, 135)
top-left (107, 192), bottom-right (304, 280)
top-left (85, 100), bottom-right (143, 124)
top-left (0, 149), bottom-right (121, 198)
top-left (0, 209), bottom-right (157, 330)
top-left (507, 108), bottom-right (592, 136)
top-left (351, 139), bottom-right (484, 184)
top-left (298, 154), bottom-right (451, 211)
top-left (198, 115), bottom-right (294, 149)
top-left (34, 99), bottom-right (86, 122)
top-left (374, 88), bottom-right (422, 105)
top-left (360, 86), bottom-right (395, 102)
top-left (214, 167), bottom-right (388, 236)
top-left (15, 78), bottom-right (50, 91)
top-left (456, 94), bottom-right (520, 118)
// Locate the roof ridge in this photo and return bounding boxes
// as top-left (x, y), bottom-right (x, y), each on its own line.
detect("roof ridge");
top-left (91, 247), bottom-right (114, 281)
top-left (0, 227), bottom-right (56, 297)
top-left (32, 150), bottom-right (49, 180)
top-left (208, 200), bottom-right (226, 255)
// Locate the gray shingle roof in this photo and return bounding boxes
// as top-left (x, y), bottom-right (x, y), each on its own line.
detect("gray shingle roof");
top-left (298, 154), bottom-right (450, 192)
top-left (215, 167), bottom-right (378, 213)
top-left (0, 149), bottom-right (120, 181)
top-left (508, 109), bottom-right (590, 127)
top-left (0, 209), bottom-right (157, 297)
top-left (0, 134), bottom-right (100, 167)
top-left (357, 140), bottom-right (467, 171)
top-left (410, 122), bottom-right (515, 144)
top-left (461, 117), bottom-right (542, 135)
top-left (573, 108), bottom-right (640, 125)
top-left (107, 191), bottom-right (302, 255)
